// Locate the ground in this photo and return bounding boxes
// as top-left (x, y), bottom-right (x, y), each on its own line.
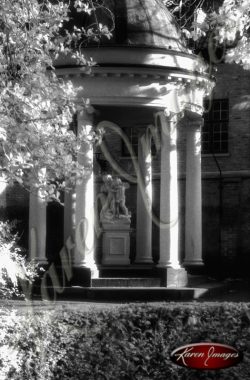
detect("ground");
top-left (1, 279), bottom-right (250, 312)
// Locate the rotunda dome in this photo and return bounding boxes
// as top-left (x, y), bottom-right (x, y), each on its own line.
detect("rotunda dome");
top-left (73, 0), bottom-right (187, 52)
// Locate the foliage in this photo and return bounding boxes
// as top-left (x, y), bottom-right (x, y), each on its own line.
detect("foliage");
top-left (0, 0), bottom-right (111, 202)
top-left (174, 0), bottom-right (250, 69)
top-left (0, 220), bottom-right (38, 299)
top-left (163, 0), bottom-right (250, 69)
top-left (1, 0), bottom-right (249, 202)
top-left (1, 303), bottom-right (250, 379)
top-left (1, 0), bottom-right (249, 203)
top-left (207, 0), bottom-right (250, 69)
top-left (164, 0), bottom-right (219, 29)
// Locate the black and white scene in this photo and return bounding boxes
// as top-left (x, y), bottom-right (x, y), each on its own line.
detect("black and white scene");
top-left (0, 0), bottom-right (250, 378)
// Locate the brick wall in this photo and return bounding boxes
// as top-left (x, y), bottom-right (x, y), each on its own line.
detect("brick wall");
top-left (202, 63), bottom-right (250, 173)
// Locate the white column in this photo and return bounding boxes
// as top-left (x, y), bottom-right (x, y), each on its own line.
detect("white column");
top-left (158, 111), bottom-right (180, 269)
top-left (184, 117), bottom-right (204, 266)
top-left (0, 174), bottom-right (7, 216)
top-left (64, 189), bottom-right (76, 245)
top-left (135, 132), bottom-right (153, 263)
top-left (74, 109), bottom-right (98, 278)
top-left (29, 184), bottom-right (48, 265)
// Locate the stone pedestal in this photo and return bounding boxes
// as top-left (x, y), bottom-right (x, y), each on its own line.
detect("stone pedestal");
top-left (102, 219), bottom-right (131, 265)
top-left (157, 267), bottom-right (188, 287)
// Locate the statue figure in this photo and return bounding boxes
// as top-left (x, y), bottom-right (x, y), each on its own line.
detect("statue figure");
top-left (99, 175), bottom-right (131, 222)
top-left (112, 177), bottom-right (130, 218)
top-left (99, 175), bottom-right (115, 221)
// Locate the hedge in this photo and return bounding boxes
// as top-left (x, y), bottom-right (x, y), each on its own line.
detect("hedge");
top-left (1, 302), bottom-right (250, 379)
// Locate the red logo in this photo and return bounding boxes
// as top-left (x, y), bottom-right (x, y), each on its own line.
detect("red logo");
top-left (170, 343), bottom-right (243, 370)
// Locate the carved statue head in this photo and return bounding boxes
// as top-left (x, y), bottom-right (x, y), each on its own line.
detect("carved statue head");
top-left (113, 177), bottom-right (122, 186)
top-left (103, 174), bottom-right (112, 184)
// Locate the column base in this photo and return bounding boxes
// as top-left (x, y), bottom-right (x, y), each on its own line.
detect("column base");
top-left (183, 260), bottom-right (205, 275)
top-left (134, 258), bottom-right (154, 264)
top-left (157, 267), bottom-right (188, 287)
top-left (38, 264), bottom-right (94, 288)
top-left (183, 259), bottom-right (204, 266)
top-left (33, 259), bottom-right (49, 265)
top-left (31, 265), bottom-right (96, 300)
top-left (71, 266), bottom-right (96, 287)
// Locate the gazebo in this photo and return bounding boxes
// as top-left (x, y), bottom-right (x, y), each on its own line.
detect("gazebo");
top-left (29, 0), bottom-right (214, 293)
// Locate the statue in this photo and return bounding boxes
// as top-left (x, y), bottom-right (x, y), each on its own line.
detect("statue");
top-left (112, 177), bottom-right (130, 218)
top-left (99, 175), bottom-right (131, 266)
top-left (99, 175), bottom-right (115, 221)
top-left (99, 175), bottom-right (131, 222)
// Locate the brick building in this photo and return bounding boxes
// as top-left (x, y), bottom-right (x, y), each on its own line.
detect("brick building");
top-left (201, 63), bottom-right (250, 276)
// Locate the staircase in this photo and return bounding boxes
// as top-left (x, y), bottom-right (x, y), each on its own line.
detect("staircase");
top-left (31, 268), bottom-right (229, 302)
top-left (92, 278), bottom-right (161, 287)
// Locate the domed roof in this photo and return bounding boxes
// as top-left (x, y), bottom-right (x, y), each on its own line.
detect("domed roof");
top-left (72, 0), bottom-right (187, 52)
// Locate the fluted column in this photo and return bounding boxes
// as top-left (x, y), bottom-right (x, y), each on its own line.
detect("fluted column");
top-left (64, 189), bottom-right (76, 245)
top-left (0, 174), bottom-right (7, 218)
top-left (29, 170), bottom-right (48, 265)
top-left (184, 116), bottom-right (204, 267)
top-left (158, 111), bottom-right (180, 269)
top-left (135, 132), bottom-right (153, 263)
top-left (156, 111), bottom-right (187, 287)
top-left (74, 109), bottom-right (98, 279)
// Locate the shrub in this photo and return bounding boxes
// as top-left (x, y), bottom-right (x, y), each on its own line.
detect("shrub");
top-left (1, 303), bottom-right (250, 379)
top-left (0, 220), bottom-right (38, 299)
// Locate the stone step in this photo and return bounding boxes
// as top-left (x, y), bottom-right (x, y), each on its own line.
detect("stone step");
top-left (31, 282), bottom-right (230, 302)
top-left (92, 278), bottom-right (161, 287)
top-left (33, 286), bottom-right (203, 302)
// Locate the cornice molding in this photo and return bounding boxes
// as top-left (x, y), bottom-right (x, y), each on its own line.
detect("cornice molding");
top-left (56, 67), bottom-right (214, 96)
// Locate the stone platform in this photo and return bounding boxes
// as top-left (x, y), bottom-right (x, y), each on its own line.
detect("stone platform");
top-left (31, 279), bottom-right (230, 302)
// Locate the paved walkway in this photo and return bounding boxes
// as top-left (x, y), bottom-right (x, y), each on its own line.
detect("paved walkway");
top-left (203, 281), bottom-right (250, 302)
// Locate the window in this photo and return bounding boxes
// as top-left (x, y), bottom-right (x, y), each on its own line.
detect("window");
top-left (202, 99), bottom-right (229, 154)
top-left (122, 127), bottom-right (140, 157)
top-left (122, 126), bottom-right (157, 157)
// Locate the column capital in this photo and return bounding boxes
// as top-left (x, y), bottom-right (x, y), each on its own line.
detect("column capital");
top-left (78, 104), bottom-right (96, 117)
top-left (156, 108), bottom-right (184, 123)
top-left (154, 110), bottom-right (183, 138)
top-left (184, 110), bottom-right (204, 129)
top-left (77, 108), bottom-right (94, 126)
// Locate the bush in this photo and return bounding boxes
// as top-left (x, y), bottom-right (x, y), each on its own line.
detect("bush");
top-left (1, 302), bottom-right (250, 379)
top-left (0, 220), bottom-right (37, 299)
